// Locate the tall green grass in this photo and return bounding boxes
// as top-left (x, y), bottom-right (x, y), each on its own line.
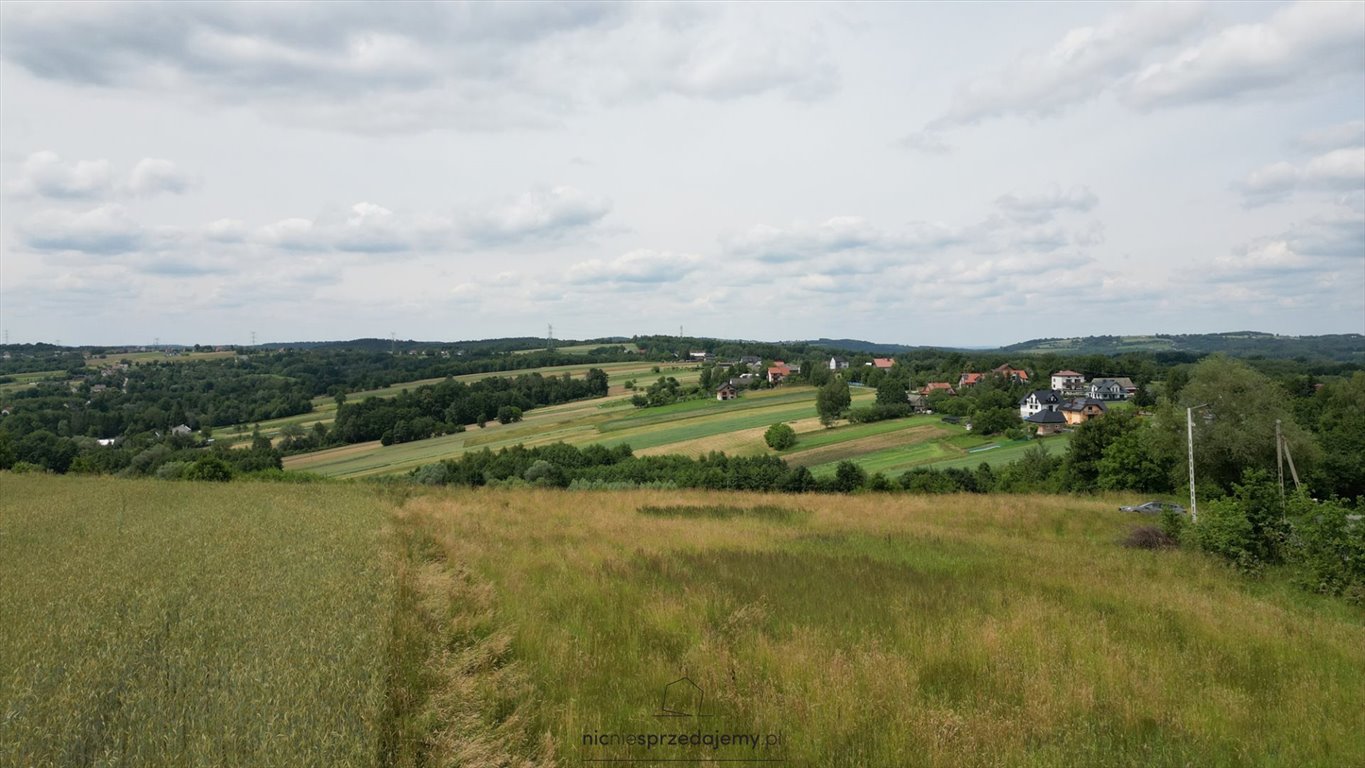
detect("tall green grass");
top-left (0, 475), bottom-right (394, 767)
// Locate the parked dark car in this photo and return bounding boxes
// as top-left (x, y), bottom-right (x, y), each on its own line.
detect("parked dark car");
top-left (1119, 501), bottom-right (1187, 515)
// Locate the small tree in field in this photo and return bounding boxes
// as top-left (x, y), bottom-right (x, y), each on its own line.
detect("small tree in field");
top-left (765, 423), bottom-right (797, 450)
top-left (816, 378), bottom-right (851, 428)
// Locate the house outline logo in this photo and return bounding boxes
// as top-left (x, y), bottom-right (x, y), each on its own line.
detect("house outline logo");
top-left (655, 676), bottom-right (712, 718)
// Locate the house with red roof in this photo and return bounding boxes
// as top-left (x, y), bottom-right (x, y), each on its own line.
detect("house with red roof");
top-left (767, 361), bottom-right (792, 384)
top-left (921, 382), bottom-right (957, 396)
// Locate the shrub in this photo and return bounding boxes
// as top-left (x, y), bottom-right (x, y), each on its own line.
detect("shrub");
top-left (1187, 497), bottom-right (1257, 571)
top-left (185, 455), bottom-right (233, 482)
top-left (833, 461), bottom-right (866, 493)
top-left (1160, 507), bottom-right (1186, 542)
top-left (523, 460), bottom-right (567, 487)
top-left (411, 462), bottom-right (452, 486)
top-left (155, 461), bottom-right (191, 480)
top-left (1286, 494), bottom-right (1365, 601)
top-left (764, 423), bottom-right (797, 450)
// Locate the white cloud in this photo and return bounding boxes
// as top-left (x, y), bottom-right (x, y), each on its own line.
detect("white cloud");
top-left (7, 150), bottom-right (111, 198)
top-left (924, 2), bottom-right (1203, 130)
top-left (1238, 147), bottom-right (1365, 205)
top-left (1125, 1), bottom-right (1365, 109)
top-left (994, 185), bottom-right (1098, 221)
top-left (565, 249), bottom-right (701, 286)
top-left (127, 157), bottom-right (194, 196)
top-left (462, 186), bottom-right (611, 245)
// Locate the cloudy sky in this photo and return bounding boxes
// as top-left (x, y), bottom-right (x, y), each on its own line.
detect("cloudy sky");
top-left (1, 1), bottom-right (1362, 347)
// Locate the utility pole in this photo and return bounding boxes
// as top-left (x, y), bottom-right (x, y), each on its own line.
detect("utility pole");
top-left (1276, 418), bottom-right (1285, 508)
top-left (250, 330), bottom-right (257, 347)
top-left (1187, 404), bottom-right (1209, 524)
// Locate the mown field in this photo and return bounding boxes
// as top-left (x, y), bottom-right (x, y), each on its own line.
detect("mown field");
top-left (4, 474), bottom-right (1363, 767)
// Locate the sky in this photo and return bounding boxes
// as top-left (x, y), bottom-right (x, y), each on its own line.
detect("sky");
top-left (1, 1), bottom-right (1362, 347)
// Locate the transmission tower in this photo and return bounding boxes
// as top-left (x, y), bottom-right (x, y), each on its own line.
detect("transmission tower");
top-left (547, 323), bottom-right (554, 351)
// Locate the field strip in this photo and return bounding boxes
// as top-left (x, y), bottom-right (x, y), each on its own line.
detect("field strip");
top-left (786, 424), bottom-right (949, 468)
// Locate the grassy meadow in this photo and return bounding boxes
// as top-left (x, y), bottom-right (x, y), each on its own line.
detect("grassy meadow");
top-left (5, 473), bottom-right (1363, 766)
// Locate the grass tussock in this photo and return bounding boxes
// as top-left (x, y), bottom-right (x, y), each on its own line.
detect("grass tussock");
top-left (636, 503), bottom-right (808, 523)
top-left (1122, 525), bottom-right (1179, 550)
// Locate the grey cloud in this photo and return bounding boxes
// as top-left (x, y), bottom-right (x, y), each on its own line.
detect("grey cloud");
top-left (0, 2), bottom-right (837, 134)
top-left (20, 205), bottom-right (147, 253)
top-left (1124, 2), bottom-right (1365, 109)
top-left (1296, 120), bottom-right (1365, 152)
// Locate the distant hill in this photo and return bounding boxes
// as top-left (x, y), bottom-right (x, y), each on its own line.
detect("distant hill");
top-left (800, 338), bottom-right (949, 355)
top-left (1000, 332), bottom-right (1365, 361)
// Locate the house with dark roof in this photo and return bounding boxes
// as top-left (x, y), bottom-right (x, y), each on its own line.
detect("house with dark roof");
top-left (1088, 377), bottom-right (1137, 401)
top-left (715, 381), bottom-right (739, 401)
top-left (1060, 397), bottom-right (1107, 425)
top-left (1025, 409), bottom-right (1066, 435)
top-left (907, 393), bottom-right (929, 413)
top-left (1018, 389), bottom-right (1063, 419)
top-left (828, 356), bottom-right (850, 371)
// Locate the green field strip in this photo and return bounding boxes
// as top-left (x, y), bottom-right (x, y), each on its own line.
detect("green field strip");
top-left (809, 440), bottom-right (952, 477)
top-left (918, 433), bottom-right (1073, 471)
top-left (781, 415), bottom-right (949, 455)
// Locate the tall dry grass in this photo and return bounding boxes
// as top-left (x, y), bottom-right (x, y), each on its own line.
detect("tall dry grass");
top-left (394, 487), bottom-right (1365, 767)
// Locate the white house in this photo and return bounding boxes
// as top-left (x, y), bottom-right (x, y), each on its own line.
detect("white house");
top-left (1018, 389), bottom-right (1063, 419)
top-left (828, 356), bottom-right (850, 370)
top-left (1050, 370), bottom-right (1085, 393)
